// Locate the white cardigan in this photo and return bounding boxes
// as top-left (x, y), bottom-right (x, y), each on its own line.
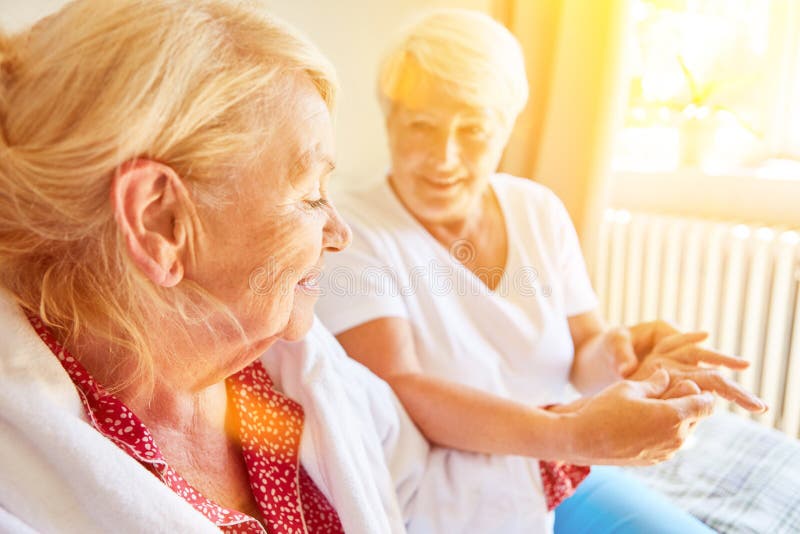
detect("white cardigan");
top-left (0, 289), bottom-right (429, 533)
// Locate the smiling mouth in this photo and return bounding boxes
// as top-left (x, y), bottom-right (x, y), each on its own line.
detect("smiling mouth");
top-left (295, 267), bottom-right (323, 295)
top-left (421, 175), bottom-right (464, 187)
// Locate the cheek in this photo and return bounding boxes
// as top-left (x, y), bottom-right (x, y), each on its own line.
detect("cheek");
top-left (272, 216), bottom-right (324, 274)
top-left (246, 216), bottom-right (319, 293)
top-left (463, 140), bottom-right (503, 175)
top-left (260, 216), bottom-right (304, 259)
top-left (391, 132), bottom-right (428, 166)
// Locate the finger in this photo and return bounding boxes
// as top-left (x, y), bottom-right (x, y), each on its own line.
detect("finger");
top-left (655, 331), bottom-right (709, 353)
top-left (671, 347), bottom-right (749, 370)
top-left (631, 358), bottom-right (701, 382)
top-left (652, 320), bottom-right (681, 340)
top-left (680, 371), bottom-right (767, 413)
top-left (606, 330), bottom-right (638, 376)
top-left (667, 392), bottom-right (715, 421)
top-left (662, 379), bottom-right (701, 400)
top-left (664, 361), bottom-right (707, 373)
top-left (619, 362), bottom-right (638, 378)
top-left (634, 369), bottom-right (671, 397)
top-left (675, 370), bottom-right (762, 410)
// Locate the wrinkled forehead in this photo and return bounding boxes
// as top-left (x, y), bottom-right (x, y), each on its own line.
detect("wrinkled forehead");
top-left (247, 75), bottom-right (336, 191)
top-left (257, 73), bottom-right (332, 132)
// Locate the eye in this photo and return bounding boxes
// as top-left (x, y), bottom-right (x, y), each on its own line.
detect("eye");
top-left (409, 119), bottom-right (433, 131)
top-left (460, 124), bottom-right (487, 137)
top-left (305, 197), bottom-right (329, 210)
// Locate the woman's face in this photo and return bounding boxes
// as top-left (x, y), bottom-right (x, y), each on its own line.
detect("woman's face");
top-left (385, 79), bottom-right (510, 225)
top-left (189, 75), bottom-right (350, 362)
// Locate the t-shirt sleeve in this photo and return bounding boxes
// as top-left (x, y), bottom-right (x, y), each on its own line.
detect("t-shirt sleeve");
top-left (547, 193), bottom-right (599, 316)
top-left (316, 229), bottom-right (409, 335)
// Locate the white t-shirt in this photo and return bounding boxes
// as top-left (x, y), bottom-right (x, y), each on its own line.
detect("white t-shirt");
top-left (317, 173), bottom-right (598, 407)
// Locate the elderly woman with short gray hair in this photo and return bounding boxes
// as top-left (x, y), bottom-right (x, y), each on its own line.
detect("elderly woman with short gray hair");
top-left (316, 9), bottom-right (766, 533)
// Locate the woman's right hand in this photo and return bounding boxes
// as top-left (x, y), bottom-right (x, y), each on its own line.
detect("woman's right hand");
top-left (558, 369), bottom-right (714, 466)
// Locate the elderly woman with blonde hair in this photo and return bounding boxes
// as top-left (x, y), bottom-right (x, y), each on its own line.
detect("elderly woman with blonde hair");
top-left (316, 8), bottom-right (766, 533)
top-left (0, 1), bottom-right (438, 532)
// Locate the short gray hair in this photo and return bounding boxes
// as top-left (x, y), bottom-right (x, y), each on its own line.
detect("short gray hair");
top-left (377, 8), bottom-right (528, 125)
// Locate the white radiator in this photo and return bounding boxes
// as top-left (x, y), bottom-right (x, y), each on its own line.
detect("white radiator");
top-left (593, 210), bottom-right (800, 438)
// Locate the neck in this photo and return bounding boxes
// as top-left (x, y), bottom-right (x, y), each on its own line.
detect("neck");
top-left (66, 327), bottom-right (231, 434)
top-left (140, 379), bottom-right (229, 438)
top-left (419, 185), bottom-right (500, 248)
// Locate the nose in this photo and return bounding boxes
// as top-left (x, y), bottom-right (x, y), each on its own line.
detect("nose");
top-left (429, 130), bottom-right (460, 171)
top-left (323, 202), bottom-right (352, 252)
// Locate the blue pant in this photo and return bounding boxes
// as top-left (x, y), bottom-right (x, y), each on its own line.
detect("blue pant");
top-left (554, 466), bottom-right (713, 534)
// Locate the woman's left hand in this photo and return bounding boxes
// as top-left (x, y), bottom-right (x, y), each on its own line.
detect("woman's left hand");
top-left (622, 325), bottom-right (767, 413)
top-left (629, 323), bottom-right (750, 372)
top-left (586, 322), bottom-right (746, 378)
top-left (621, 320), bottom-right (750, 376)
top-left (570, 316), bottom-right (761, 409)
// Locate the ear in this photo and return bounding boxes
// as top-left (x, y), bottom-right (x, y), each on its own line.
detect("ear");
top-left (110, 159), bottom-right (193, 288)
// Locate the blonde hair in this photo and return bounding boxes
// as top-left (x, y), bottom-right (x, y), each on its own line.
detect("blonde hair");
top-left (377, 8), bottom-right (528, 125)
top-left (0, 0), bottom-right (337, 392)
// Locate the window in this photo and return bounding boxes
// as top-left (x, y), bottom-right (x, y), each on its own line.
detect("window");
top-left (614, 0), bottom-right (800, 179)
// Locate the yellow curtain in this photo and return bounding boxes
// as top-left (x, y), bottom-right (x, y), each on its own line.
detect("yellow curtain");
top-left (493, 0), bottom-right (631, 268)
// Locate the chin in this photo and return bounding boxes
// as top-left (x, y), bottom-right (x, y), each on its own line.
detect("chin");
top-left (278, 304), bottom-right (316, 341)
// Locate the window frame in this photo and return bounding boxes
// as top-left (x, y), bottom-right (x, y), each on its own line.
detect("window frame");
top-left (609, 168), bottom-right (800, 226)
top-left (610, 0), bottom-right (800, 223)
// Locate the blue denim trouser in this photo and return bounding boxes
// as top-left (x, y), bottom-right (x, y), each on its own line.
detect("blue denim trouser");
top-left (554, 466), bottom-right (714, 534)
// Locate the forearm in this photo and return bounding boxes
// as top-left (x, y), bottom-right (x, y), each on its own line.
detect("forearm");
top-left (570, 332), bottom-right (623, 395)
top-left (387, 372), bottom-right (577, 461)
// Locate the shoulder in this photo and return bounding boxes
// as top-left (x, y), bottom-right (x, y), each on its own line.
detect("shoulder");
top-left (492, 173), bottom-right (570, 223)
top-left (0, 291), bottom-right (85, 415)
top-left (272, 318), bottom-right (401, 422)
top-left (310, 319), bottom-right (396, 395)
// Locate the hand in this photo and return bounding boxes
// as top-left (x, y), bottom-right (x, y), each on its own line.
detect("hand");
top-left (590, 321), bottom-right (720, 380)
top-left (595, 326), bottom-right (639, 377)
top-left (560, 369), bottom-right (715, 466)
top-left (628, 320), bottom-right (683, 359)
top-left (629, 331), bottom-right (767, 413)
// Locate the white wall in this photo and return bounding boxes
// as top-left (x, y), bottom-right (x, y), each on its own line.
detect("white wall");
top-left (263, 0), bottom-right (492, 189)
top-left (0, 0), bottom-right (67, 31)
top-left (0, 0), bottom-right (492, 189)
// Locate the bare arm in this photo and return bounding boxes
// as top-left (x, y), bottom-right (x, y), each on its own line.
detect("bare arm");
top-left (336, 317), bottom-right (569, 459)
top-left (335, 316), bottom-right (715, 465)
